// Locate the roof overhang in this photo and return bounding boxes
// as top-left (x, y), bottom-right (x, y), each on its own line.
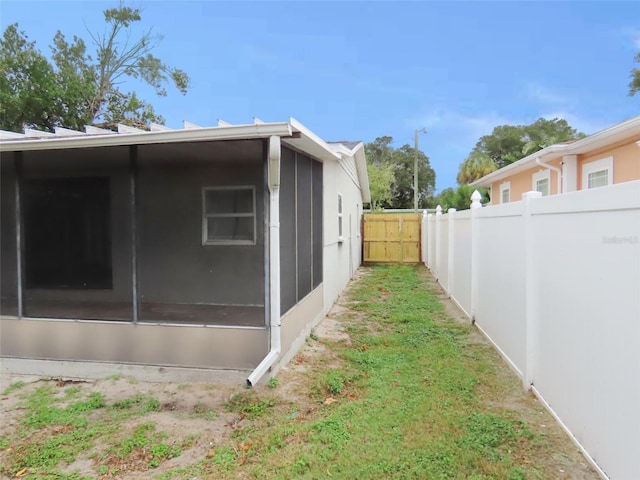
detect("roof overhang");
top-left (471, 115), bottom-right (640, 187)
top-left (0, 122), bottom-right (293, 153)
top-left (352, 142), bottom-right (371, 203)
top-left (0, 117), bottom-right (371, 202)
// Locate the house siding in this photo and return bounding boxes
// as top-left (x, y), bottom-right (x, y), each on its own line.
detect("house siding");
top-left (578, 140), bottom-right (640, 190)
top-left (0, 126), bottom-right (368, 378)
top-left (488, 136), bottom-right (640, 204)
top-left (490, 160), bottom-right (560, 204)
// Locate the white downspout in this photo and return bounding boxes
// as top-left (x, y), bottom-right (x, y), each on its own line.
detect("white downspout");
top-left (535, 157), bottom-right (562, 194)
top-left (247, 136), bottom-right (281, 387)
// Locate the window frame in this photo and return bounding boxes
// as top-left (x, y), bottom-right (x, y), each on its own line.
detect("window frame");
top-left (582, 156), bottom-right (613, 190)
top-left (337, 192), bottom-right (344, 242)
top-left (532, 169), bottom-right (550, 196)
top-left (201, 185), bottom-right (256, 246)
top-left (499, 181), bottom-right (511, 204)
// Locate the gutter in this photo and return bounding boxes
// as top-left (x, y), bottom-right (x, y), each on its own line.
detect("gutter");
top-left (535, 157), bottom-right (563, 194)
top-left (247, 135), bottom-right (282, 387)
top-left (0, 122), bottom-right (294, 153)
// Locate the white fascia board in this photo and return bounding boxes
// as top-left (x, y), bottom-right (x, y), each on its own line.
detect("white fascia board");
top-left (470, 144), bottom-right (570, 187)
top-left (0, 123), bottom-right (293, 153)
top-left (570, 115), bottom-right (640, 154)
top-left (288, 117), bottom-right (341, 161)
top-left (353, 142), bottom-right (371, 202)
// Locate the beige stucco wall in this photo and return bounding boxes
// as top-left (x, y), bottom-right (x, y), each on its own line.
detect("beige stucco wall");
top-left (578, 140), bottom-right (640, 190)
top-left (490, 138), bottom-right (640, 204)
top-left (491, 158), bottom-right (561, 204)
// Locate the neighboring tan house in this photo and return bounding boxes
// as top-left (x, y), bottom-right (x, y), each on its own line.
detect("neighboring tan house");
top-left (0, 118), bottom-right (370, 385)
top-left (471, 115), bottom-right (640, 204)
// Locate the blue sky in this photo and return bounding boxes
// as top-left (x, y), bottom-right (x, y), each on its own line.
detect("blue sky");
top-left (1, 1), bottom-right (639, 192)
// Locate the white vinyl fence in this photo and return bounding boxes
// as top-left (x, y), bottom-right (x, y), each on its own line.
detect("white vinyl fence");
top-left (423, 181), bottom-right (640, 480)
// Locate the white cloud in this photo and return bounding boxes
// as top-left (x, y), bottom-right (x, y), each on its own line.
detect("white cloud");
top-left (416, 108), bottom-right (524, 144)
top-left (525, 83), bottom-right (573, 106)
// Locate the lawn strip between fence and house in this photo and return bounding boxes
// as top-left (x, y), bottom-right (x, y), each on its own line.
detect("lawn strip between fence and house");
top-left (0, 265), bottom-right (598, 479)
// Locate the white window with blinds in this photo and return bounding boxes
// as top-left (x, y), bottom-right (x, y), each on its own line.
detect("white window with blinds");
top-left (582, 157), bottom-right (613, 190)
top-left (500, 181), bottom-right (511, 204)
top-left (532, 169), bottom-right (550, 196)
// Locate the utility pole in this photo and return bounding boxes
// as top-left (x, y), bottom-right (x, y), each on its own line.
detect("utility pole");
top-left (414, 128), bottom-right (427, 211)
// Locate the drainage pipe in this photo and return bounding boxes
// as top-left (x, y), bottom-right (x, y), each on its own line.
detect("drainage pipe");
top-left (535, 157), bottom-right (562, 194)
top-left (247, 136), bottom-right (282, 387)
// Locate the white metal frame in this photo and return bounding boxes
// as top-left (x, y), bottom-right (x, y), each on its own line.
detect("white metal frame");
top-left (337, 192), bottom-right (344, 242)
top-left (532, 169), bottom-right (551, 196)
top-left (202, 185), bottom-right (257, 245)
top-left (582, 156), bottom-right (613, 189)
top-left (500, 181), bottom-right (511, 204)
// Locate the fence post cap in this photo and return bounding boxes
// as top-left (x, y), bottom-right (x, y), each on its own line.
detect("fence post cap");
top-left (436, 205), bottom-right (443, 214)
top-left (470, 190), bottom-right (482, 209)
top-left (523, 190), bottom-right (543, 199)
top-left (448, 208), bottom-right (457, 214)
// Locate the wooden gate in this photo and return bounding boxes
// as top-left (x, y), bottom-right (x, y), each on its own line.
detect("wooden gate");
top-left (363, 213), bottom-right (422, 264)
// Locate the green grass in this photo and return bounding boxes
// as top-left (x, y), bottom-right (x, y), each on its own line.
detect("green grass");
top-left (1, 383), bottom-right (169, 479)
top-left (2, 380), bottom-right (27, 395)
top-left (1, 266), bottom-right (575, 479)
top-left (163, 265), bottom-right (549, 479)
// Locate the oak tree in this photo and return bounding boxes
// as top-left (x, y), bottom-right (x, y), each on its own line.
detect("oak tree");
top-left (0, 2), bottom-right (189, 132)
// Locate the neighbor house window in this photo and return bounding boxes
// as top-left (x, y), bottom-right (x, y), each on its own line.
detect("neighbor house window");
top-left (582, 157), bottom-right (613, 189)
top-left (338, 193), bottom-right (344, 240)
top-left (499, 182), bottom-right (511, 204)
top-left (532, 170), bottom-right (550, 196)
top-left (202, 186), bottom-right (256, 245)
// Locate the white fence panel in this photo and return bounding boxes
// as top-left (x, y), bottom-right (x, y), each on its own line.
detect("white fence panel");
top-left (428, 215), bottom-right (436, 269)
top-left (437, 212), bottom-right (449, 289)
top-left (475, 203), bottom-right (527, 375)
top-left (530, 183), bottom-right (640, 480)
top-left (451, 211), bottom-right (472, 315)
top-left (420, 181), bottom-right (640, 479)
